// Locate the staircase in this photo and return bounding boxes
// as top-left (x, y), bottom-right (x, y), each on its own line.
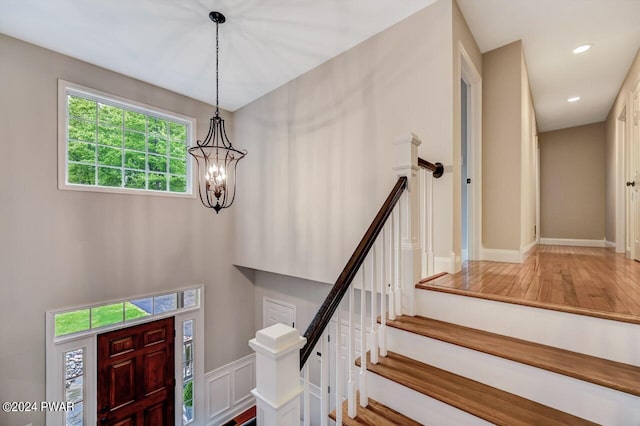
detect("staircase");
top-left (336, 283), bottom-right (640, 425)
top-left (249, 134), bottom-right (640, 426)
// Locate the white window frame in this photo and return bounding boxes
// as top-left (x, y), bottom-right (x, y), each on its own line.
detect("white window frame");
top-left (57, 79), bottom-right (197, 198)
top-left (46, 286), bottom-right (205, 426)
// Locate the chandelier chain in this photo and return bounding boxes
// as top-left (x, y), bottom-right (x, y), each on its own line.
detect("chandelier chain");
top-left (215, 20), bottom-right (220, 116)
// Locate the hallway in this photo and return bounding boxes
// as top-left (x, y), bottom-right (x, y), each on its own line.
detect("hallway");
top-left (419, 245), bottom-right (640, 324)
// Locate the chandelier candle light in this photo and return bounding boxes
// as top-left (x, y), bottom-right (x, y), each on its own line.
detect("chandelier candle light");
top-left (189, 11), bottom-right (247, 213)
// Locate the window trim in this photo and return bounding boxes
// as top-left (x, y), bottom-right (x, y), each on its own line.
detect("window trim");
top-left (57, 79), bottom-right (197, 198)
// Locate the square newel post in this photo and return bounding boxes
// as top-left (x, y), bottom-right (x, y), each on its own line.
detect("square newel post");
top-left (393, 133), bottom-right (422, 317)
top-left (249, 323), bottom-right (307, 426)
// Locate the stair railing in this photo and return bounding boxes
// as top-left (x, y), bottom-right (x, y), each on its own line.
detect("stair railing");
top-left (249, 133), bottom-right (443, 426)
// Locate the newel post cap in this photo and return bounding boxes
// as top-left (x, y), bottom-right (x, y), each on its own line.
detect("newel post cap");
top-left (249, 323), bottom-right (306, 358)
top-left (393, 132), bottom-right (423, 147)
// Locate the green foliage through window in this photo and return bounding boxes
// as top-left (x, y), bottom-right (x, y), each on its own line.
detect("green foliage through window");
top-left (66, 93), bottom-right (190, 194)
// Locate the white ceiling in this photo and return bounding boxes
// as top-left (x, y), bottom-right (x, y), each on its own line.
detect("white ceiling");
top-left (1, 1), bottom-right (638, 131)
top-left (0, 0), bottom-right (436, 112)
top-left (458, 0), bottom-right (640, 132)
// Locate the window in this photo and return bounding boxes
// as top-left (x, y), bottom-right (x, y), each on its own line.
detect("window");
top-left (58, 80), bottom-right (195, 196)
top-left (53, 288), bottom-right (200, 338)
top-left (182, 320), bottom-right (194, 424)
top-left (64, 349), bottom-right (84, 426)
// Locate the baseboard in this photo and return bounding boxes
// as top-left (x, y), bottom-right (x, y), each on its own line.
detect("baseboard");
top-left (519, 240), bottom-right (537, 261)
top-left (605, 240), bottom-right (616, 248)
top-left (434, 257), bottom-right (453, 274)
top-left (481, 248), bottom-right (522, 263)
top-left (206, 353), bottom-right (256, 426)
top-left (539, 238), bottom-right (607, 248)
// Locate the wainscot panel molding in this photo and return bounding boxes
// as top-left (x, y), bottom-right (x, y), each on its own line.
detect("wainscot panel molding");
top-left (539, 238), bottom-right (607, 248)
top-left (206, 353), bottom-right (256, 426)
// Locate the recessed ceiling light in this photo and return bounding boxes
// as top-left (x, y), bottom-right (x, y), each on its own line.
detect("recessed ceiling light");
top-left (572, 44), bottom-right (591, 54)
top-left (568, 96), bottom-right (581, 103)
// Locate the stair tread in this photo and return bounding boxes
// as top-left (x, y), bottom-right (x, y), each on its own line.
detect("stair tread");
top-left (381, 314), bottom-right (640, 397)
top-left (357, 351), bottom-right (597, 426)
top-left (329, 393), bottom-right (422, 426)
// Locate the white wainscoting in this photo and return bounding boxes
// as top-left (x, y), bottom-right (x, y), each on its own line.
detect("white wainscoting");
top-left (206, 353), bottom-right (256, 426)
top-left (539, 238), bottom-right (607, 248)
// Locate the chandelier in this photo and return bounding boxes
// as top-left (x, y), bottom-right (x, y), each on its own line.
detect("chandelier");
top-left (189, 11), bottom-right (247, 213)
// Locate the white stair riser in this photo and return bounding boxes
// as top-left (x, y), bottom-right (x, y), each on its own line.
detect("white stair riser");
top-left (386, 326), bottom-right (640, 425)
top-left (416, 290), bottom-right (640, 366)
top-left (366, 369), bottom-right (492, 426)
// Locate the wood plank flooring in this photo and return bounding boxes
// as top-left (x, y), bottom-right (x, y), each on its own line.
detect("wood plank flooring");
top-left (383, 315), bottom-right (640, 396)
top-left (418, 245), bottom-right (640, 324)
top-left (358, 352), bottom-right (597, 426)
top-left (329, 392), bottom-right (422, 426)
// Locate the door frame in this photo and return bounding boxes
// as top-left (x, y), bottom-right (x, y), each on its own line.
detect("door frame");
top-left (631, 82), bottom-right (640, 260)
top-left (45, 286), bottom-right (204, 426)
top-left (458, 42), bottom-right (483, 261)
top-left (617, 106), bottom-right (627, 254)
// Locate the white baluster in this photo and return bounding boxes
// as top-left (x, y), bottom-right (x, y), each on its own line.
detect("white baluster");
top-left (359, 263), bottom-right (368, 407)
top-left (370, 245), bottom-right (378, 364)
top-left (427, 171), bottom-right (435, 275)
top-left (394, 204), bottom-right (402, 316)
top-left (388, 212), bottom-right (396, 321)
top-left (420, 168), bottom-right (428, 277)
top-left (320, 330), bottom-right (329, 426)
top-left (335, 306), bottom-right (343, 425)
top-left (303, 364), bottom-right (310, 426)
top-left (347, 280), bottom-right (356, 418)
top-left (380, 226), bottom-right (387, 357)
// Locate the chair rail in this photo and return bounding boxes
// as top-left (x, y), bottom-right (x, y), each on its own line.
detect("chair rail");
top-left (300, 176), bottom-right (408, 366)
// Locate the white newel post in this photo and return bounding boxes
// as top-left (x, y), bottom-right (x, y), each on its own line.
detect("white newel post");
top-left (249, 323), bottom-right (307, 426)
top-left (393, 133), bottom-right (422, 317)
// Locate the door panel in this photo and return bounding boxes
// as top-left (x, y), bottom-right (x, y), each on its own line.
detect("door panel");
top-left (144, 349), bottom-right (168, 395)
top-left (263, 297), bottom-right (295, 328)
top-left (98, 317), bottom-right (175, 426)
top-left (110, 359), bottom-right (136, 409)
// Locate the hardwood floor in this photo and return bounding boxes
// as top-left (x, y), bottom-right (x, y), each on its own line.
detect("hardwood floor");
top-left (418, 245), bottom-right (640, 324)
top-left (357, 352), bottom-right (597, 426)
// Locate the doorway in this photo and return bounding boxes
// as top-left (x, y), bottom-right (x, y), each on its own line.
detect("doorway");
top-left (97, 317), bottom-right (175, 425)
top-left (630, 82), bottom-right (640, 260)
top-left (459, 43), bottom-right (482, 262)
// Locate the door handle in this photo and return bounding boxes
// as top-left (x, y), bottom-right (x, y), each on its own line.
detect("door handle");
top-left (627, 181), bottom-right (636, 187)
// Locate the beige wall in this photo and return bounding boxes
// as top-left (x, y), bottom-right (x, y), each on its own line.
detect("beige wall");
top-left (452, 0), bottom-right (482, 262)
top-left (482, 41), bottom-right (523, 250)
top-left (233, 0), bottom-right (456, 283)
top-left (605, 48), bottom-right (640, 245)
top-left (0, 34), bottom-right (255, 426)
top-left (539, 123), bottom-right (606, 240)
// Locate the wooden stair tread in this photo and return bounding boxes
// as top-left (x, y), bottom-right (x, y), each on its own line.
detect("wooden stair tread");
top-left (357, 351), bottom-right (597, 426)
top-left (381, 314), bottom-right (640, 397)
top-left (329, 393), bottom-right (421, 426)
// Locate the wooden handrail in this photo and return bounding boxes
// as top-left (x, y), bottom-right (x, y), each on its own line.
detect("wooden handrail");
top-left (418, 157), bottom-right (444, 178)
top-left (300, 176), bottom-right (408, 367)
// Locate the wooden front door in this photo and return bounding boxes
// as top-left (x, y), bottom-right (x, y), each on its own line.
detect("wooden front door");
top-left (98, 317), bottom-right (175, 426)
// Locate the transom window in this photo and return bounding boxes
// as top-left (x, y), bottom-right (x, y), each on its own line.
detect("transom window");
top-left (58, 80), bottom-right (195, 196)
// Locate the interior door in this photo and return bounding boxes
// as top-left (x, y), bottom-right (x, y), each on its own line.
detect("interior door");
top-left (633, 83), bottom-right (640, 261)
top-left (97, 317), bottom-right (175, 426)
